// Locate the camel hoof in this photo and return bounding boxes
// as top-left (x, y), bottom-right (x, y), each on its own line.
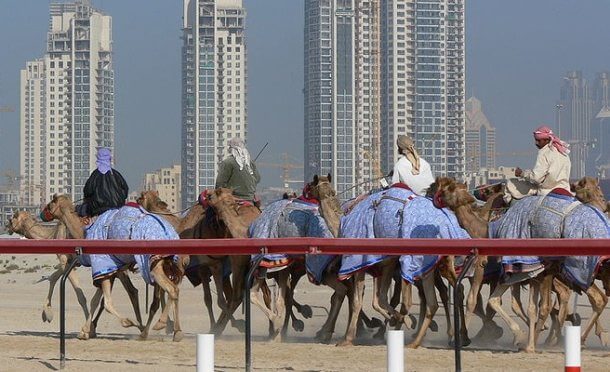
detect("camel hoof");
top-left (231, 319), bottom-right (246, 333)
top-left (315, 330), bottom-right (333, 344)
top-left (299, 305), bottom-right (313, 319)
top-left (139, 330), bottom-right (149, 340)
top-left (369, 317), bottom-right (384, 329)
top-left (42, 307), bottom-right (54, 323)
top-left (407, 314), bottom-right (417, 330)
top-left (336, 339), bottom-right (354, 347)
top-left (450, 336), bottom-right (471, 348)
top-left (406, 341), bottom-right (420, 349)
top-left (513, 330), bottom-right (528, 348)
top-left (568, 313), bottom-right (582, 326)
top-left (77, 331), bottom-right (89, 340)
top-left (173, 330), bottom-right (184, 342)
top-left (165, 319), bottom-right (175, 335)
top-left (519, 345), bottom-right (536, 353)
top-left (121, 318), bottom-right (137, 328)
top-left (430, 319), bottom-right (439, 332)
top-left (153, 320), bottom-right (167, 331)
top-left (292, 319), bottom-right (305, 332)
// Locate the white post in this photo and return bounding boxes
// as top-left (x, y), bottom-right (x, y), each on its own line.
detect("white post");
top-left (197, 334), bottom-right (214, 372)
top-left (387, 330), bottom-right (404, 372)
top-left (564, 326), bottom-right (581, 372)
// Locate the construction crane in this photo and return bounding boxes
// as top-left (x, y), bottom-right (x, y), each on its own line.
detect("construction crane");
top-left (257, 153), bottom-right (304, 189)
top-left (0, 106), bottom-right (14, 113)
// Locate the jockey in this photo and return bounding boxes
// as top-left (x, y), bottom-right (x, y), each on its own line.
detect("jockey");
top-left (80, 147), bottom-right (129, 217)
top-left (506, 125), bottom-right (571, 203)
top-left (391, 134), bottom-right (435, 195)
top-left (215, 137), bottom-right (260, 203)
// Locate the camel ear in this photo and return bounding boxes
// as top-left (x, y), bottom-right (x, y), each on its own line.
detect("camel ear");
top-left (313, 174), bottom-right (319, 185)
top-left (327, 173), bottom-right (332, 183)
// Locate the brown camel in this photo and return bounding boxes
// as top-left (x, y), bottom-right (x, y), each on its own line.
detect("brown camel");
top-left (6, 210), bottom-right (142, 339)
top-left (45, 194), bottom-right (184, 341)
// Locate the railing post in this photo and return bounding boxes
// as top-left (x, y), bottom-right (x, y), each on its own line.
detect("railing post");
top-left (60, 247), bottom-right (81, 369)
top-left (245, 255), bottom-right (264, 372)
top-left (453, 253), bottom-right (475, 372)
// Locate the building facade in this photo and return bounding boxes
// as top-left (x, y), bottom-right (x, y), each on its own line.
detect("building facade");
top-left (20, 0), bottom-right (114, 205)
top-left (143, 165), bottom-right (182, 212)
top-left (559, 71), bottom-right (594, 179)
top-left (305, 0), bottom-right (466, 198)
top-left (592, 72), bottom-right (610, 176)
top-left (181, 0), bottom-right (248, 208)
top-left (465, 96), bottom-right (496, 174)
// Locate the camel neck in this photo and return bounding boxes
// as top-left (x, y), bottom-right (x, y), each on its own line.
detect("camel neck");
top-left (454, 204), bottom-right (489, 239)
top-left (319, 197), bottom-right (341, 238)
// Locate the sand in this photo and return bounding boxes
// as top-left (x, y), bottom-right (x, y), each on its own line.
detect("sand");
top-left (0, 254), bottom-right (608, 371)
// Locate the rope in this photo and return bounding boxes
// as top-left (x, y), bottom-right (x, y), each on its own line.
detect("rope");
top-left (338, 175), bottom-right (388, 196)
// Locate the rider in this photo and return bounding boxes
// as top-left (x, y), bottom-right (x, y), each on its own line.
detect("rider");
top-left (80, 147), bottom-right (129, 218)
top-left (391, 134), bottom-right (435, 195)
top-left (506, 125), bottom-right (571, 203)
top-left (215, 137), bottom-right (260, 203)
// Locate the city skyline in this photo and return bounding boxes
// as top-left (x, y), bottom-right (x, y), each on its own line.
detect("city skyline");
top-left (2, 1), bottom-right (610, 193)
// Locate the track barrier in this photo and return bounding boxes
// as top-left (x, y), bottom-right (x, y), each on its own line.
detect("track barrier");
top-left (564, 326), bottom-right (581, 372)
top-left (196, 334), bottom-right (214, 372)
top-left (387, 330), bottom-right (404, 372)
top-left (1, 237), bottom-right (609, 371)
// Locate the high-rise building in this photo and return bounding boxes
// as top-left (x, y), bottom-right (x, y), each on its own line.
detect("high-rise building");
top-left (465, 97), bottom-right (496, 174)
top-left (143, 165), bottom-right (182, 213)
top-left (559, 71), bottom-right (594, 179)
top-left (20, 60), bottom-right (46, 206)
top-left (592, 72), bottom-right (610, 176)
top-left (305, 0), bottom-right (466, 197)
top-left (181, 0), bottom-right (248, 208)
top-left (20, 0), bottom-right (114, 204)
top-left (381, 0), bottom-right (466, 179)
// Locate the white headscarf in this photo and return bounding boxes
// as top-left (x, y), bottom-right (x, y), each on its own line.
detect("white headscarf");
top-left (228, 137), bottom-right (253, 174)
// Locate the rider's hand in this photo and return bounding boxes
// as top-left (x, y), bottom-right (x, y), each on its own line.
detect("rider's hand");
top-left (515, 167), bottom-right (523, 177)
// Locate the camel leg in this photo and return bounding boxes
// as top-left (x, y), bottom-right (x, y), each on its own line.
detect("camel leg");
top-left (116, 271), bottom-right (143, 329)
top-left (315, 274), bottom-right (347, 343)
top-left (465, 255), bottom-right (487, 327)
top-left (534, 274), bottom-right (553, 345)
top-left (546, 279), bottom-right (570, 346)
top-left (511, 284), bottom-right (529, 325)
top-left (140, 285), bottom-right (162, 340)
top-left (337, 272), bottom-right (365, 346)
top-left (372, 262), bottom-right (401, 324)
top-left (581, 283), bottom-right (608, 347)
top-left (250, 278), bottom-right (279, 337)
top-left (407, 273), bottom-right (438, 349)
top-left (42, 267), bottom-right (63, 323)
top-left (149, 264), bottom-right (181, 341)
top-left (390, 274), bottom-right (402, 309)
top-left (67, 268), bottom-right (90, 323)
top-left (522, 281), bottom-right (540, 353)
top-left (272, 270), bottom-right (289, 341)
top-left (399, 280), bottom-right (416, 330)
top-left (100, 278), bottom-right (138, 328)
top-left (201, 273), bottom-right (215, 331)
top-left (435, 272), bottom-right (454, 343)
top-left (78, 287), bottom-right (103, 340)
top-left (489, 283), bottom-right (527, 348)
top-left (213, 256), bottom-right (248, 335)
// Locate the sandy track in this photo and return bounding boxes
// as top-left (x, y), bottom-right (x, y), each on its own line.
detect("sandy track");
top-left (0, 254), bottom-right (609, 371)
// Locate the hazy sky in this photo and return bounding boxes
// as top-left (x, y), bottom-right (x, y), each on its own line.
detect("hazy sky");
top-left (1, 0), bottom-right (609, 190)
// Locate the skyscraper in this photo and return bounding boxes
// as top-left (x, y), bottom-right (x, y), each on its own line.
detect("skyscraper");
top-left (305, 0), bottom-right (466, 198)
top-left (592, 72), bottom-right (610, 176)
top-left (559, 71), bottom-right (594, 179)
top-left (182, 0), bottom-right (248, 207)
top-left (20, 0), bottom-right (114, 205)
top-left (465, 96), bottom-right (496, 174)
top-left (381, 0), bottom-right (466, 179)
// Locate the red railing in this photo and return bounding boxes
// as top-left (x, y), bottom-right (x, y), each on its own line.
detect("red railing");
top-left (0, 238), bottom-right (609, 256)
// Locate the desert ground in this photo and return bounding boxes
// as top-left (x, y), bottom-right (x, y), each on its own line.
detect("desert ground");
top-left (0, 253), bottom-right (609, 371)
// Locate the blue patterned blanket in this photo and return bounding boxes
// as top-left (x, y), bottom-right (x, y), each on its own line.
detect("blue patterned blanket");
top-left (86, 205), bottom-right (179, 284)
top-left (249, 199), bottom-right (334, 284)
top-left (339, 187), bottom-right (470, 282)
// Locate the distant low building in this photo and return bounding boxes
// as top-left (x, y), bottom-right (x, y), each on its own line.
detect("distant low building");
top-left (142, 165), bottom-right (182, 212)
top-left (464, 166), bottom-right (516, 189)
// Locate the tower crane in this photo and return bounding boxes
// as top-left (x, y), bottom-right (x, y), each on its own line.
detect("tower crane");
top-left (257, 153), bottom-right (304, 189)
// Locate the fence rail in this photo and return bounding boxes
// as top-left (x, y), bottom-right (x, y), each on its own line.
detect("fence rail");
top-left (1, 238), bottom-right (610, 256)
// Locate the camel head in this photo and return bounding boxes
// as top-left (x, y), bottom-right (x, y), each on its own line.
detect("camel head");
top-left (433, 177), bottom-right (474, 211)
top-left (44, 194), bottom-right (75, 219)
top-left (137, 190), bottom-right (160, 210)
top-left (206, 187), bottom-right (238, 212)
top-left (6, 210), bottom-right (34, 235)
top-left (309, 174), bottom-right (336, 201)
top-left (573, 177), bottom-right (607, 213)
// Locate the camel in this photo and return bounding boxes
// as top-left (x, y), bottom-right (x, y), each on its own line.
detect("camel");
top-left (436, 177), bottom-right (610, 352)
top-left (45, 194), bottom-right (185, 341)
top-left (336, 182), bottom-right (470, 348)
top-left (6, 210), bottom-right (142, 339)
